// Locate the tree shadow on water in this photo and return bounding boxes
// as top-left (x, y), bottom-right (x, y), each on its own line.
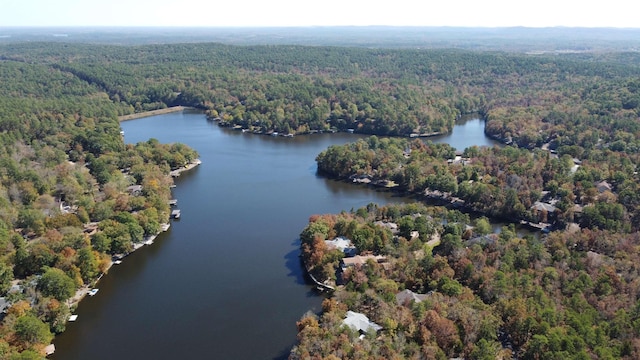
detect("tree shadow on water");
top-left (284, 239), bottom-right (323, 300)
top-left (272, 345), bottom-right (293, 360)
top-left (284, 239), bottom-right (308, 286)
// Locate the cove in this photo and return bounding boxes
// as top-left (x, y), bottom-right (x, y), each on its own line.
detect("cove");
top-left (51, 111), bottom-right (497, 359)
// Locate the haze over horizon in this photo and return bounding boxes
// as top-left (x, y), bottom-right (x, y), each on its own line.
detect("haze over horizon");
top-left (2, 0), bottom-right (637, 28)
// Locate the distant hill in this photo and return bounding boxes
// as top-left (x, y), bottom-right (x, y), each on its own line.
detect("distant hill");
top-left (1, 26), bottom-right (640, 52)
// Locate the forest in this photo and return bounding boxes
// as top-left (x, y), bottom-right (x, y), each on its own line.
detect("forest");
top-left (0, 39), bottom-right (638, 358)
top-left (293, 203), bottom-right (640, 359)
top-left (315, 135), bottom-right (639, 232)
top-left (0, 50), bottom-right (198, 358)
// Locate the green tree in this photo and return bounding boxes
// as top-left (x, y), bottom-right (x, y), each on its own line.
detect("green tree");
top-left (0, 262), bottom-right (13, 295)
top-left (10, 349), bottom-right (43, 360)
top-left (13, 314), bottom-right (53, 349)
top-left (91, 232), bottom-right (111, 253)
top-left (473, 217), bottom-right (492, 236)
top-left (37, 267), bottom-right (76, 301)
top-left (76, 247), bottom-right (99, 283)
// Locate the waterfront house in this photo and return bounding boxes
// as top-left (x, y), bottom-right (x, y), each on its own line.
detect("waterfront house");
top-left (531, 201), bottom-right (557, 223)
top-left (342, 254), bottom-right (387, 268)
top-left (374, 221), bottom-right (398, 234)
top-left (325, 237), bottom-right (357, 257)
top-left (532, 201), bottom-right (556, 213)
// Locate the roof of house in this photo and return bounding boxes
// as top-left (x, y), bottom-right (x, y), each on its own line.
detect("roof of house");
top-left (532, 201), bottom-right (557, 213)
top-left (395, 289), bottom-right (430, 306)
top-left (127, 185), bottom-right (143, 193)
top-left (342, 254), bottom-right (386, 267)
top-left (325, 237), bottom-right (355, 252)
top-left (596, 180), bottom-right (612, 193)
top-left (0, 298), bottom-right (9, 313)
top-left (374, 221), bottom-right (398, 233)
top-left (343, 311), bottom-right (382, 333)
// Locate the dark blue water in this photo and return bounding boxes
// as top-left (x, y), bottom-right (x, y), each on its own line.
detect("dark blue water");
top-left (429, 116), bottom-right (501, 150)
top-left (51, 111), bottom-right (495, 359)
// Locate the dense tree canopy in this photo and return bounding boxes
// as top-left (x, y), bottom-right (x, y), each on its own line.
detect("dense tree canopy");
top-left (0, 40), bottom-right (638, 358)
top-left (316, 135), bottom-right (639, 232)
top-left (293, 203), bottom-right (640, 359)
top-left (0, 42), bottom-right (199, 357)
top-left (3, 42), bottom-right (639, 144)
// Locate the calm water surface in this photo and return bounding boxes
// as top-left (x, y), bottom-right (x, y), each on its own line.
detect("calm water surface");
top-left (52, 112), bottom-right (495, 359)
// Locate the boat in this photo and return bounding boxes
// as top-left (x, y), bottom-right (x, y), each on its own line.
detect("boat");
top-left (88, 288), bottom-right (99, 296)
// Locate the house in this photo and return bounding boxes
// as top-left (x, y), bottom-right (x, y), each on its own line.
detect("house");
top-left (343, 311), bottom-right (382, 333)
top-left (127, 185), bottom-right (143, 196)
top-left (532, 201), bottom-right (556, 213)
top-left (395, 289), bottom-right (430, 306)
top-left (342, 254), bottom-right (387, 268)
top-left (374, 221), bottom-right (398, 234)
top-left (468, 233), bottom-right (498, 246)
top-left (595, 180), bottom-right (612, 194)
top-left (325, 237), bottom-right (357, 257)
top-left (350, 174), bottom-right (372, 184)
top-left (531, 201), bottom-right (557, 223)
top-left (0, 297), bottom-right (9, 314)
top-left (83, 222), bottom-right (99, 236)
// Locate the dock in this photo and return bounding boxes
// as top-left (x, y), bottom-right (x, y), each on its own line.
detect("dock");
top-left (519, 220), bottom-right (552, 232)
top-left (45, 344), bottom-right (55, 356)
top-left (69, 315), bottom-right (78, 322)
top-left (171, 209), bottom-right (181, 219)
top-left (168, 199), bottom-right (177, 206)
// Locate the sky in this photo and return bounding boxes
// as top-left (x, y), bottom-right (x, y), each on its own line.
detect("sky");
top-left (1, 0), bottom-right (637, 28)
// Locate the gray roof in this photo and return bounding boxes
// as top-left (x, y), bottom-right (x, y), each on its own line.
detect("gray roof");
top-left (0, 297), bottom-right (9, 313)
top-left (396, 289), bottom-right (430, 305)
top-left (532, 201), bottom-right (556, 213)
top-left (343, 311), bottom-right (382, 333)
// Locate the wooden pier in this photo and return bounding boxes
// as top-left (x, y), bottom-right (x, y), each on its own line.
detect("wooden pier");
top-left (171, 209), bottom-right (181, 219)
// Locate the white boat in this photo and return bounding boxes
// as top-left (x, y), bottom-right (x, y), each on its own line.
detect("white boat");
top-left (88, 288), bottom-right (99, 296)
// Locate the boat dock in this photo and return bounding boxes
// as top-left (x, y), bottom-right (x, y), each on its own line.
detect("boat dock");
top-left (171, 209), bottom-right (181, 219)
top-left (168, 199), bottom-right (177, 206)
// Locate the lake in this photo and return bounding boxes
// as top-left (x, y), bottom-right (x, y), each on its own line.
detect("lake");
top-left (51, 112), bottom-right (497, 359)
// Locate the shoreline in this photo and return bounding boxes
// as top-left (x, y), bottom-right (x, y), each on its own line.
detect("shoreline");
top-left (118, 106), bottom-right (187, 122)
top-left (65, 159), bottom-right (201, 321)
